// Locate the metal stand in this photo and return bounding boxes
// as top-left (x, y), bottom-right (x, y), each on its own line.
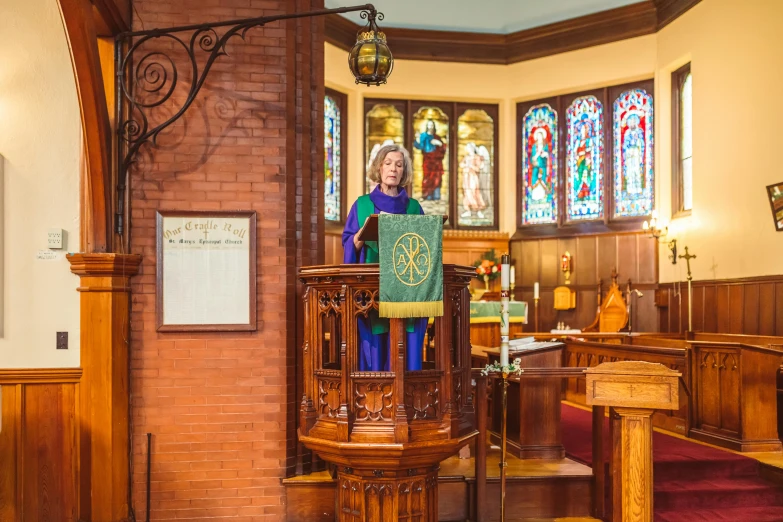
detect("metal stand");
top-left (678, 246), bottom-right (697, 332)
top-left (500, 371), bottom-right (509, 522)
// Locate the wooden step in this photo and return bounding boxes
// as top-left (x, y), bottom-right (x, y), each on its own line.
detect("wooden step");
top-left (284, 451), bottom-right (595, 522)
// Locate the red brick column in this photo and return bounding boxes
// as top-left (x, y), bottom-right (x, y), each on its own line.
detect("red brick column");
top-left (128, 0), bottom-right (324, 519)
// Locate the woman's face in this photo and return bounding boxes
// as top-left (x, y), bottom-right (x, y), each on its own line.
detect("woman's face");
top-left (380, 151), bottom-right (404, 188)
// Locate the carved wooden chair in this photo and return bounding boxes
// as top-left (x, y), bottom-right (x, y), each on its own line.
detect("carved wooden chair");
top-left (583, 269), bottom-right (629, 333)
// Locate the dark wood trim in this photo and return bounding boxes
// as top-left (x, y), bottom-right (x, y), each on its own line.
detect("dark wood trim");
top-left (671, 62), bottom-right (692, 218)
top-left (325, 87), bottom-right (348, 226)
top-left (91, 0), bottom-right (131, 36)
top-left (327, 1), bottom-right (699, 65)
top-left (57, 0), bottom-right (113, 253)
top-left (154, 210), bottom-right (258, 332)
top-left (654, 0), bottom-right (703, 30)
top-left (0, 368), bottom-right (83, 384)
top-left (506, 2), bottom-right (657, 64)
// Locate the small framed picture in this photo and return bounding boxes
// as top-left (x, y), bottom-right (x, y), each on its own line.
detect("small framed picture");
top-left (156, 210), bottom-right (257, 331)
top-left (766, 182), bottom-right (783, 232)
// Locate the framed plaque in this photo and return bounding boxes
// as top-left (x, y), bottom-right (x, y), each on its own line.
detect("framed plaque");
top-left (767, 182), bottom-right (783, 232)
top-left (156, 210), bottom-right (257, 331)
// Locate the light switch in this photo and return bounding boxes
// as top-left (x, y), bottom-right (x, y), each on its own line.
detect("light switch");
top-left (48, 228), bottom-right (63, 249)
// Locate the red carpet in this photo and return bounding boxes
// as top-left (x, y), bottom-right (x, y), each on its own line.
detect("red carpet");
top-left (560, 403), bottom-right (783, 521)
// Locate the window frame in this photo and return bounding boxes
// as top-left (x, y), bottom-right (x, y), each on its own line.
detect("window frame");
top-left (671, 62), bottom-right (692, 218)
top-left (324, 87), bottom-right (348, 229)
top-left (514, 79), bottom-right (655, 238)
top-left (364, 98), bottom-right (500, 231)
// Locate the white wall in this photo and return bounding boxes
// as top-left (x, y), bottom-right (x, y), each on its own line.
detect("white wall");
top-left (0, 0), bottom-right (81, 368)
top-left (655, 0), bottom-right (783, 282)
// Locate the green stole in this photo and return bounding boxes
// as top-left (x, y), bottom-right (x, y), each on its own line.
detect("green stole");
top-left (356, 194), bottom-right (422, 334)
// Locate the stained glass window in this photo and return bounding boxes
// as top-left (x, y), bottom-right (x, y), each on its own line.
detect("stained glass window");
top-left (522, 104), bottom-right (558, 224)
top-left (365, 104), bottom-right (404, 193)
top-left (566, 96), bottom-right (603, 221)
top-left (412, 107), bottom-right (449, 217)
top-left (324, 94), bottom-right (341, 222)
top-left (457, 109), bottom-right (495, 227)
top-left (613, 89), bottom-right (654, 217)
top-left (680, 72), bottom-right (693, 211)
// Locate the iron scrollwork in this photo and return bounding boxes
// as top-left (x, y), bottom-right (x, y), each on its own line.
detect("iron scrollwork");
top-left (114, 4), bottom-right (380, 235)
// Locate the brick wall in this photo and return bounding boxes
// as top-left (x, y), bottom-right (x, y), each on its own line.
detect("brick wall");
top-left (129, 0), bottom-right (324, 519)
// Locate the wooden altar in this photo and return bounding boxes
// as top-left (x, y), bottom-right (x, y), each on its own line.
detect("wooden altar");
top-left (297, 264), bottom-right (477, 522)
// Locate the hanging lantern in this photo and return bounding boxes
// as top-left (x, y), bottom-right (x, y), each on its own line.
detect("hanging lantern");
top-left (348, 9), bottom-right (393, 86)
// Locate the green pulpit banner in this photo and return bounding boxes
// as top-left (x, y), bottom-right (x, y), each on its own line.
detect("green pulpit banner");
top-left (378, 214), bottom-right (444, 318)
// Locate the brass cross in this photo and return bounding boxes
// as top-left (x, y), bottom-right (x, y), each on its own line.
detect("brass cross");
top-left (678, 246), bottom-right (696, 280)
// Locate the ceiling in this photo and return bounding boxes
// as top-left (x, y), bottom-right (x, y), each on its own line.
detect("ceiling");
top-left (324, 0), bottom-right (646, 34)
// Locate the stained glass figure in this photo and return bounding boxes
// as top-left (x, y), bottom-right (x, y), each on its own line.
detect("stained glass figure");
top-left (412, 107), bottom-right (449, 217)
top-left (522, 104), bottom-right (558, 224)
top-left (324, 94), bottom-right (341, 222)
top-left (566, 96), bottom-right (603, 221)
top-left (365, 104), bottom-right (404, 193)
top-left (457, 109), bottom-right (495, 227)
top-left (613, 89), bottom-right (654, 217)
top-left (680, 73), bottom-right (693, 211)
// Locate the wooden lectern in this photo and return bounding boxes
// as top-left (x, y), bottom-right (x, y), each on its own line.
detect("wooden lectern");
top-left (298, 215), bottom-right (474, 522)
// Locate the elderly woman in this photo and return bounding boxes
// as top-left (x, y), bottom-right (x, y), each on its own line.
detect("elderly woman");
top-left (342, 144), bottom-right (428, 371)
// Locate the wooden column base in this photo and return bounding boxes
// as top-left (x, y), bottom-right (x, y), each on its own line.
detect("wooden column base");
top-left (337, 467), bottom-right (438, 522)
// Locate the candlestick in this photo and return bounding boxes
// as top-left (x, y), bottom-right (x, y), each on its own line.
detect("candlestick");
top-left (534, 297), bottom-right (540, 332)
top-left (534, 281), bottom-right (539, 299)
top-left (500, 252), bottom-right (510, 368)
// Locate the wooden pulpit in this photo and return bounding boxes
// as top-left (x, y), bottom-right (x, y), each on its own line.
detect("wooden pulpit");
top-left (298, 220), bottom-right (474, 522)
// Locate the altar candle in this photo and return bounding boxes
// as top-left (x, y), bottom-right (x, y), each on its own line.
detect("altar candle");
top-left (500, 253), bottom-right (510, 367)
top-left (510, 266), bottom-right (515, 285)
top-left (534, 282), bottom-right (540, 299)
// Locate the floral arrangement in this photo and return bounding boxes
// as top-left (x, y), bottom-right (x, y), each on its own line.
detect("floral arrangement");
top-left (473, 249), bottom-right (502, 282)
top-left (480, 357), bottom-right (524, 376)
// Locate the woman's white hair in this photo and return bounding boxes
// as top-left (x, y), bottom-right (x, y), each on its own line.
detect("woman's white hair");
top-left (367, 144), bottom-right (413, 187)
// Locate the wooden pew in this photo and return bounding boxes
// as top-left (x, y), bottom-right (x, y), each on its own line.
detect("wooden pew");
top-left (689, 340), bottom-right (783, 452)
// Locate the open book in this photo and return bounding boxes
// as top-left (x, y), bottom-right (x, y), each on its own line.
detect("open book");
top-left (357, 214), bottom-right (449, 243)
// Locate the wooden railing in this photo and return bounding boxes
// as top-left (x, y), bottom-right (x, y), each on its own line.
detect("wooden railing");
top-left (473, 362), bottom-right (680, 522)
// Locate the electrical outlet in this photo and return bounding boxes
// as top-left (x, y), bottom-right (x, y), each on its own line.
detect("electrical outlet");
top-left (48, 228), bottom-right (64, 249)
top-left (56, 332), bottom-right (68, 350)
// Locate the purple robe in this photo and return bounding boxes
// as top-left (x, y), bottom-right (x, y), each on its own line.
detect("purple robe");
top-left (342, 187), bottom-right (428, 371)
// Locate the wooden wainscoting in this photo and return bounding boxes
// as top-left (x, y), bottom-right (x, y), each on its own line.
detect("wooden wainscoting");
top-left (511, 232), bottom-right (658, 332)
top-left (0, 368), bottom-right (82, 522)
top-left (325, 227), bottom-right (343, 265)
top-left (657, 275), bottom-right (783, 335)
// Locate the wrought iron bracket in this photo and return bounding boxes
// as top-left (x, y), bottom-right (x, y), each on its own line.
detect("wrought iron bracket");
top-left (114, 4), bottom-right (379, 236)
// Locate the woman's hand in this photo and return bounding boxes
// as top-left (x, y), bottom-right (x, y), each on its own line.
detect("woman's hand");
top-left (353, 235), bottom-right (364, 251)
